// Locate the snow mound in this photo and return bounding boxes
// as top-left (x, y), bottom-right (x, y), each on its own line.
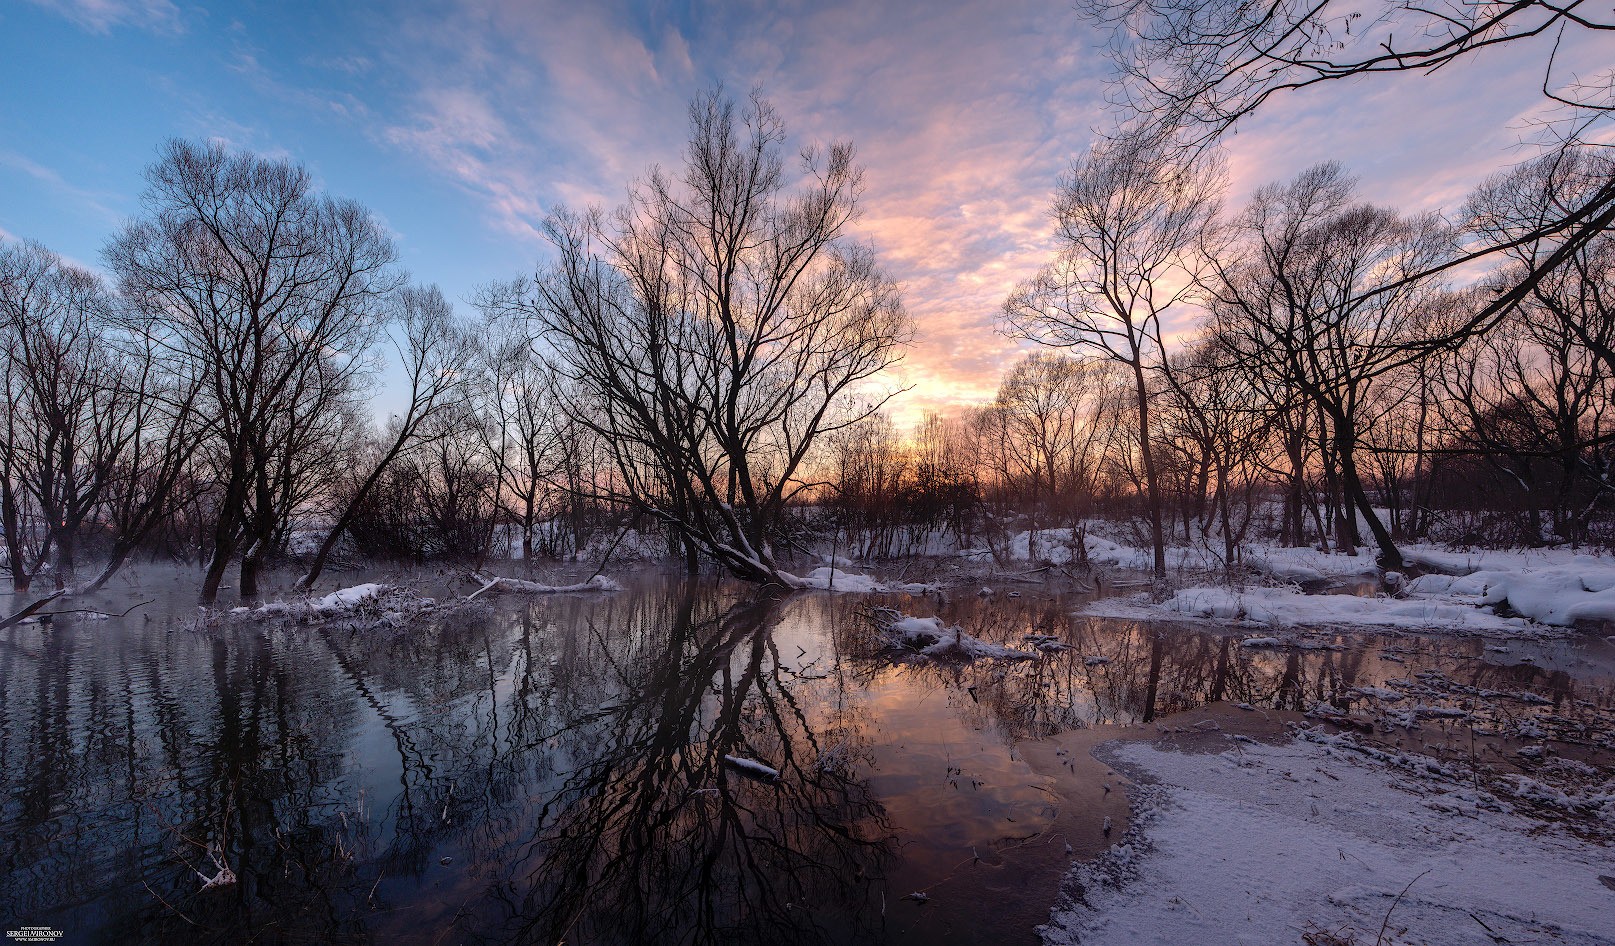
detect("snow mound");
top-left (1245, 547), bottom-right (1380, 583)
top-left (795, 567), bottom-right (938, 595)
top-left (311, 582), bottom-right (388, 612)
top-left (225, 582), bottom-right (438, 627)
top-left (874, 612), bottom-right (1030, 661)
top-left (722, 755), bottom-right (780, 781)
top-left (995, 529), bottom-right (1176, 569)
top-left (1422, 559), bottom-right (1615, 626)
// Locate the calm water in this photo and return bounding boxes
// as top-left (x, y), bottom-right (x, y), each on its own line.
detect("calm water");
top-left (2, 566), bottom-right (1611, 945)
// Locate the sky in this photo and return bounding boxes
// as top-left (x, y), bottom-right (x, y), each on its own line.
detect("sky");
top-left (0, 0), bottom-right (1604, 423)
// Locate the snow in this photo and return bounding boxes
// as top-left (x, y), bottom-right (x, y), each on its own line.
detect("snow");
top-left (1401, 545), bottom-right (1605, 576)
top-left (1416, 558), bottom-right (1615, 626)
top-left (1245, 546), bottom-right (1379, 583)
top-left (195, 845), bottom-right (236, 890)
top-left (978, 526), bottom-right (1612, 602)
top-left (722, 755), bottom-right (780, 781)
top-left (226, 582), bottom-right (401, 622)
top-left (1498, 774), bottom-right (1615, 820)
top-left (310, 582), bottom-right (388, 612)
top-left (794, 566), bottom-right (938, 595)
top-left (469, 573), bottom-right (624, 598)
top-left (576, 527), bottom-right (665, 562)
top-left (1084, 585), bottom-right (1533, 634)
top-left (988, 529), bottom-right (1186, 570)
top-left (878, 613), bottom-right (1031, 661)
top-left (1058, 536), bottom-right (1615, 634)
top-left (1351, 685), bottom-right (1405, 702)
top-left (284, 528), bottom-right (327, 557)
top-left (1042, 736), bottom-right (1615, 946)
top-left (797, 567), bottom-right (885, 592)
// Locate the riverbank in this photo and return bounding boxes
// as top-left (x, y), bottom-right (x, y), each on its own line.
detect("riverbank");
top-left (1034, 701), bottom-right (1615, 945)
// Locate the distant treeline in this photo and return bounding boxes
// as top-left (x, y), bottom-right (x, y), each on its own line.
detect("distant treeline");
top-left (3, 60), bottom-right (1613, 603)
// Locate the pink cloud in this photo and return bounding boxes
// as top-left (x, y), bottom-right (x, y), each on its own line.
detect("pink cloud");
top-left (358, 0), bottom-right (1596, 425)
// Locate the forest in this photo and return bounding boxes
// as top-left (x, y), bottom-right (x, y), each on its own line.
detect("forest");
top-left (2, 95), bottom-right (1611, 615)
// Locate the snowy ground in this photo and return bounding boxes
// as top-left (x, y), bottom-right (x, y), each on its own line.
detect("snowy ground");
top-left (1082, 584), bottom-right (1540, 635)
top-left (790, 528), bottom-right (1615, 636)
top-left (985, 527), bottom-right (1615, 635)
top-left (1043, 732), bottom-right (1615, 946)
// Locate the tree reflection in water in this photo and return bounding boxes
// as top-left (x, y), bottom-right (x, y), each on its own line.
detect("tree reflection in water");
top-left (0, 571), bottom-right (1608, 945)
top-left (489, 585), bottom-right (895, 945)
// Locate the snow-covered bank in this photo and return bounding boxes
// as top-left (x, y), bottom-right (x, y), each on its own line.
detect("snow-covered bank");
top-left (1413, 560), bottom-right (1615, 626)
top-left (966, 529), bottom-right (1200, 571)
top-left (986, 526), bottom-right (1613, 586)
top-left (1078, 547), bottom-right (1615, 634)
top-left (1043, 734), bottom-right (1615, 946)
top-left (1085, 584), bottom-right (1536, 634)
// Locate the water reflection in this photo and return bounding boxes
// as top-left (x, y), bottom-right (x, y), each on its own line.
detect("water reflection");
top-left (0, 571), bottom-right (1609, 945)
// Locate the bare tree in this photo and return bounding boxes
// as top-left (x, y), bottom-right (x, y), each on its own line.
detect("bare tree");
top-left (81, 327), bottom-right (207, 590)
top-left (825, 413), bottom-right (910, 559)
top-left (1467, 145), bottom-right (1615, 377)
top-left (907, 412), bottom-right (983, 550)
top-left (0, 239), bottom-right (142, 592)
top-left (504, 89), bottom-right (911, 585)
top-left (296, 286), bottom-right (473, 589)
top-left (1081, 0), bottom-right (1612, 144)
top-left (468, 307), bottom-right (570, 564)
top-left (979, 352), bottom-right (1117, 559)
top-left (1079, 0), bottom-right (1615, 362)
top-left (1206, 162), bottom-right (1459, 568)
top-left (1003, 128), bottom-right (1223, 579)
top-left (1159, 335), bottom-right (1274, 566)
top-left (107, 140), bottom-right (400, 603)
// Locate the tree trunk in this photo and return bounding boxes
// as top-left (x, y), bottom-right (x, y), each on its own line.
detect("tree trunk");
top-left (1217, 464), bottom-right (1236, 567)
top-left (1131, 358), bottom-right (1167, 579)
top-left (1141, 632), bottom-right (1165, 722)
top-left (1336, 432), bottom-right (1403, 570)
top-left (200, 545), bottom-right (232, 604)
top-left (239, 537), bottom-right (265, 601)
top-left (53, 534), bottom-right (76, 593)
top-left (521, 507), bottom-right (535, 568)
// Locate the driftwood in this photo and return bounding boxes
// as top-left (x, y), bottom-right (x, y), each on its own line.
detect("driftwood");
top-left (467, 573), bottom-right (622, 600)
top-left (0, 590), bottom-right (66, 630)
top-left (36, 598), bottom-right (155, 622)
top-left (2, 586), bottom-right (157, 631)
top-left (984, 573), bottom-right (1047, 585)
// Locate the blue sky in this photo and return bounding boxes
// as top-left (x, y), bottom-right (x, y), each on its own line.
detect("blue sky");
top-left (2, 0), bottom-right (1605, 419)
